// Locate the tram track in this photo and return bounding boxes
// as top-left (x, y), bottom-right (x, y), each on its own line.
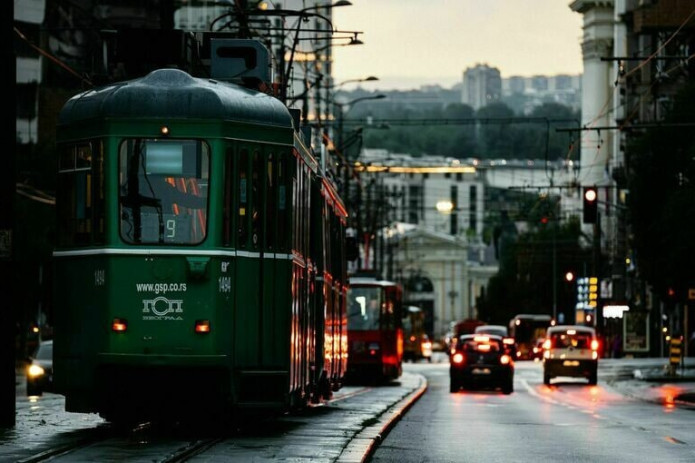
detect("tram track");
top-left (14, 386), bottom-right (389, 463)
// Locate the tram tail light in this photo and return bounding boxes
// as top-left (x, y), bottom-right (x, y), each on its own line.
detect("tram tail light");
top-left (111, 318), bottom-right (127, 332)
top-left (195, 319), bottom-right (211, 333)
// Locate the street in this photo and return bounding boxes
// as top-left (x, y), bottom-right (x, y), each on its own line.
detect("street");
top-left (3, 355), bottom-right (694, 462)
top-left (373, 355), bottom-right (695, 462)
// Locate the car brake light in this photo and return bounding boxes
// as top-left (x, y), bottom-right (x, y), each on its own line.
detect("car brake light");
top-left (112, 318), bottom-right (127, 332)
top-left (452, 352), bottom-right (465, 364)
top-left (503, 337), bottom-right (515, 345)
top-left (543, 339), bottom-right (552, 350)
top-left (473, 335), bottom-right (489, 343)
top-left (591, 339), bottom-right (599, 350)
top-left (422, 341), bottom-right (432, 349)
top-left (592, 351), bottom-right (598, 360)
top-left (195, 319), bottom-right (211, 333)
top-left (500, 354), bottom-right (511, 365)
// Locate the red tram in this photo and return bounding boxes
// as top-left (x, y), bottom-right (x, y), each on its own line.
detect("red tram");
top-left (346, 276), bottom-right (403, 382)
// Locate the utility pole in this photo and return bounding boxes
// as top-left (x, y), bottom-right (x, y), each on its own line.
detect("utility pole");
top-left (1, 0), bottom-right (17, 427)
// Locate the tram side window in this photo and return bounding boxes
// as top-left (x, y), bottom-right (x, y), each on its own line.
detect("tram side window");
top-left (276, 155), bottom-right (289, 252)
top-left (222, 146), bottom-right (234, 247)
top-left (251, 150), bottom-right (261, 250)
top-left (238, 149), bottom-right (249, 248)
top-left (265, 153), bottom-right (275, 251)
top-left (119, 138), bottom-right (209, 245)
top-left (57, 141), bottom-right (105, 247)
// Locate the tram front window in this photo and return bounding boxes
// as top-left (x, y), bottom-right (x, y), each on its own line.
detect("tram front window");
top-left (348, 287), bottom-right (383, 331)
top-left (119, 138), bottom-right (210, 245)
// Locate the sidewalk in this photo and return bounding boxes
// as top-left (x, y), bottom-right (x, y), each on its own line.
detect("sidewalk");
top-left (617, 360), bottom-right (695, 407)
top-left (6, 368), bottom-right (427, 463)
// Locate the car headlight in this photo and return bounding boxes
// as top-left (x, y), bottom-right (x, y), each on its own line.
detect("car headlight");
top-left (27, 364), bottom-right (45, 378)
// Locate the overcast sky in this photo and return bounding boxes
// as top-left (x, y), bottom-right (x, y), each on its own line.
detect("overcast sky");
top-left (330, 0), bottom-right (585, 91)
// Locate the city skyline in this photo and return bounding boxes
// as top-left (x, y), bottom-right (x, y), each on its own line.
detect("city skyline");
top-left (331, 0), bottom-right (584, 91)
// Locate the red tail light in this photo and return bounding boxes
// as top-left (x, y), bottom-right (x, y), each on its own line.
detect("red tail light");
top-left (591, 339), bottom-right (599, 351)
top-left (112, 318), bottom-right (127, 332)
top-left (452, 352), bottom-right (465, 364)
top-left (195, 319), bottom-right (211, 333)
top-left (500, 354), bottom-right (511, 365)
top-left (543, 339), bottom-right (552, 350)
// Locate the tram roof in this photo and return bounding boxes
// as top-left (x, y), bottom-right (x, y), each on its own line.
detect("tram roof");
top-left (58, 68), bottom-right (294, 128)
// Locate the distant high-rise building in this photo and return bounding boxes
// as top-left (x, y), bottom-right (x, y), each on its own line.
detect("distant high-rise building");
top-left (461, 64), bottom-right (501, 110)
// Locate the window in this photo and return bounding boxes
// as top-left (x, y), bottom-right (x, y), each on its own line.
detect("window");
top-left (348, 287), bottom-right (383, 331)
top-left (57, 141), bottom-right (105, 246)
top-left (119, 139), bottom-right (209, 245)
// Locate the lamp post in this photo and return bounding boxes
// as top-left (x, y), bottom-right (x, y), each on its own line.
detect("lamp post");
top-left (282, 0), bottom-right (352, 103)
top-left (332, 94), bottom-right (386, 270)
top-left (334, 94), bottom-right (386, 195)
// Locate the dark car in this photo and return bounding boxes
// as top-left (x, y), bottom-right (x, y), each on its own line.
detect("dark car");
top-left (474, 324), bottom-right (518, 359)
top-left (26, 340), bottom-right (53, 396)
top-left (449, 334), bottom-right (514, 394)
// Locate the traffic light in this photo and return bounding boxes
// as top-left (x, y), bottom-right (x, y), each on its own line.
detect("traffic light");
top-left (583, 187), bottom-right (598, 224)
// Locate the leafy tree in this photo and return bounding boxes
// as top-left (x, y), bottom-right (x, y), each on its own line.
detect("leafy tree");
top-left (477, 213), bottom-right (591, 325)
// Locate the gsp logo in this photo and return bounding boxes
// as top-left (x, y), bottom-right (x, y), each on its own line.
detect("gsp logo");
top-left (142, 296), bottom-right (183, 318)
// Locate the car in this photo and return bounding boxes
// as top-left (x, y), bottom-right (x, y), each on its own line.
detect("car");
top-left (531, 337), bottom-right (546, 361)
top-left (542, 325), bottom-right (598, 385)
top-left (475, 324), bottom-right (518, 359)
top-left (26, 339), bottom-right (53, 396)
top-left (474, 324), bottom-right (507, 337)
top-left (449, 334), bottom-right (514, 394)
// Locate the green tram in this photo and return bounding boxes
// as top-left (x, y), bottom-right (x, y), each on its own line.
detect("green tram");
top-left (53, 67), bottom-right (348, 422)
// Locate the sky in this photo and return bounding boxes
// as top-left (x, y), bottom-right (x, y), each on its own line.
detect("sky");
top-left (330, 0), bottom-right (585, 91)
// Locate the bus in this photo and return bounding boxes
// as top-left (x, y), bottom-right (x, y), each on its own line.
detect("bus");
top-left (508, 314), bottom-right (553, 360)
top-left (346, 276), bottom-right (404, 382)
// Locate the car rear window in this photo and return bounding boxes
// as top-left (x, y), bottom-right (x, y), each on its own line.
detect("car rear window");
top-left (550, 332), bottom-right (592, 349)
top-left (461, 338), bottom-right (502, 352)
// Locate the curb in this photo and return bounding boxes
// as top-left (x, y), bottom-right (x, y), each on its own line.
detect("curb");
top-left (336, 374), bottom-right (428, 463)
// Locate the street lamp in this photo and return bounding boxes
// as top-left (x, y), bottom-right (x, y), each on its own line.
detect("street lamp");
top-left (330, 94), bottom-right (386, 270)
top-left (283, 1), bottom-right (352, 102)
top-left (334, 94), bottom-right (387, 168)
